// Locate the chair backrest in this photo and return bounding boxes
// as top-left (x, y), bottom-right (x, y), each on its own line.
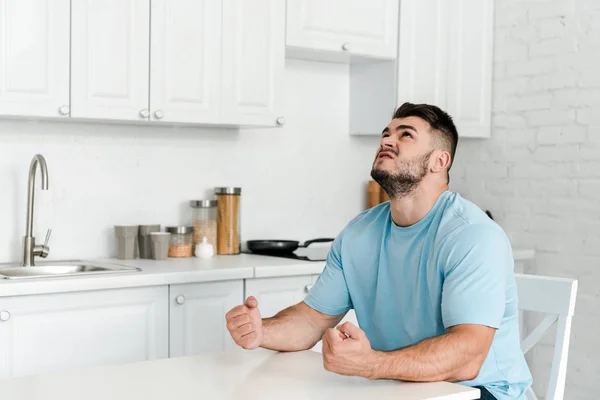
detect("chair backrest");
top-left (515, 273), bottom-right (578, 400)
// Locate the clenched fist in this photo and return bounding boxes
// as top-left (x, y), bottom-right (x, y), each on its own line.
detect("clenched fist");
top-left (225, 296), bottom-right (263, 350)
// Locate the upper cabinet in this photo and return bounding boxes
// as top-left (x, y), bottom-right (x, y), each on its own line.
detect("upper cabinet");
top-left (71, 0), bottom-right (150, 121)
top-left (149, 0), bottom-right (222, 124)
top-left (445, 0), bottom-right (494, 138)
top-left (0, 0), bottom-right (285, 127)
top-left (221, 0), bottom-right (285, 126)
top-left (286, 0), bottom-right (399, 61)
top-left (396, 0), bottom-right (493, 138)
top-left (0, 0), bottom-right (70, 118)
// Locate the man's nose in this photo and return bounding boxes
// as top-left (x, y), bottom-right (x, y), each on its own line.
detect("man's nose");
top-left (380, 136), bottom-right (395, 149)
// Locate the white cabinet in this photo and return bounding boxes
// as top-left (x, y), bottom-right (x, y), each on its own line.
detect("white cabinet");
top-left (70, 0), bottom-right (150, 121)
top-left (150, 0), bottom-right (222, 124)
top-left (396, 0), bottom-right (449, 111)
top-left (0, 0), bottom-right (70, 118)
top-left (396, 0), bottom-right (493, 138)
top-left (245, 276), bottom-right (313, 318)
top-left (445, 0), bottom-right (494, 138)
top-left (68, 0), bottom-right (284, 127)
top-left (0, 286), bottom-right (168, 379)
top-left (169, 281), bottom-right (243, 357)
top-left (286, 0), bottom-right (399, 61)
top-left (222, 0), bottom-right (285, 126)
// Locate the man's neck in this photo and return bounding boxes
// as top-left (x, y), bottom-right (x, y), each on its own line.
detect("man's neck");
top-left (388, 184), bottom-right (449, 227)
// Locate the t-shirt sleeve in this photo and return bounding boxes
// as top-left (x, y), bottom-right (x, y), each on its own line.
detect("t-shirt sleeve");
top-left (303, 233), bottom-right (352, 316)
top-left (441, 224), bottom-right (512, 329)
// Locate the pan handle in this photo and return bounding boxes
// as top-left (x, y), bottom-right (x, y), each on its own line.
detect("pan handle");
top-left (301, 238), bottom-right (335, 248)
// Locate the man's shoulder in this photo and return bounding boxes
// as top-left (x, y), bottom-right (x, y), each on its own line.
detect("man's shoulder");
top-left (436, 193), bottom-right (510, 252)
top-left (438, 192), bottom-right (503, 235)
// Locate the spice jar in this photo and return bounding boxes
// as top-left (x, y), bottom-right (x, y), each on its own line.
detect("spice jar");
top-left (215, 187), bottom-right (241, 255)
top-left (190, 200), bottom-right (218, 249)
top-left (165, 226), bottom-right (194, 257)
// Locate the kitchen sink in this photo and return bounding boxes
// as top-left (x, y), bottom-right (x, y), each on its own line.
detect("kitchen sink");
top-left (0, 262), bottom-right (141, 280)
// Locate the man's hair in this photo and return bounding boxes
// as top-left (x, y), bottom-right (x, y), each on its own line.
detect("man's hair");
top-left (393, 102), bottom-right (459, 182)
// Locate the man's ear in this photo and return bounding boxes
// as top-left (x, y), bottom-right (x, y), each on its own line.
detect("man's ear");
top-left (431, 150), bottom-right (451, 173)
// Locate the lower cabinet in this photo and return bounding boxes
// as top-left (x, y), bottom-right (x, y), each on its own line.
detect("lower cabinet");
top-left (245, 275), bottom-right (313, 318)
top-left (0, 286), bottom-right (169, 379)
top-left (0, 274), bottom-right (349, 377)
top-left (169, 281), bottom-right (243, 357)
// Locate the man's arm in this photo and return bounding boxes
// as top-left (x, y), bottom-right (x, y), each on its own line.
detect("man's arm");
top-left (369, 324), bottom-right (495, 381)
top-left (225, 296), bottom-right (344, 352)
top-left (261, 301), bottom-right (345, 351)
top-left (323, 322), bottom-right (495, 382)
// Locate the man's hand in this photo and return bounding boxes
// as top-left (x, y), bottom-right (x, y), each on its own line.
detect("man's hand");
top-left (322, 322), bottom-right (379, 379)
top-left (225, 296), bottom-right (263, 350)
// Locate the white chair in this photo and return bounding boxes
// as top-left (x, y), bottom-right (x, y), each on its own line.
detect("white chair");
top-left (516, 273), bottom-right (578, 400)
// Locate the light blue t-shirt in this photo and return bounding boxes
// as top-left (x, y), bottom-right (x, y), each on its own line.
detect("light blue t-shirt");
top-left (304, 190), bottom-right (532, 400)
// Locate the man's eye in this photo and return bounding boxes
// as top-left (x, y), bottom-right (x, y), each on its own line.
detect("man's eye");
top-left (402, 132), bottom-right (412, 138)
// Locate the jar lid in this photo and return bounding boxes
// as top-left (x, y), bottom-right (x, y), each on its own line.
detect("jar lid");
top-left (165, 226), bottom-right (193, 234)
top-left (215, 187), bottom-right (242, 195)
top-left (190, 200), bottom-right (218, 208)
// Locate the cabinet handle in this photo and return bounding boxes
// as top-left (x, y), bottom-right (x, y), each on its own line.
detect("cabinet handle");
top-left (59, 105), bottom-right (70, 116)
top-left (175, 295), bottom-right (186, 305)
top-left (276, 117), bottom-right (285, 126)
top-left (140, 109), bottom-right (150, 118)
top-left (304, 284), bottom-right (313, 293)
top-left (341, 43), bottom-right (351, 51)
top-left (154, 110), bottom-right (164, 120)
top-left (0, 310), bottom-right (10, 322)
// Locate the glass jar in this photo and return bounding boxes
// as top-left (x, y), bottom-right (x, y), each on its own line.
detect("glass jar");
top-left (165, 226), bottom-right (194, 257)
top-left (215, 187), bottom-right (241, 255)
top-left (190, 200), bottom-right (218, 249)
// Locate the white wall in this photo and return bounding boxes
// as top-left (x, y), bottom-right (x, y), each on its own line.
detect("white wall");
top-left (450, 1), bottom-right (600, 398)
top-left (0, 59), bottom-right (380, 263)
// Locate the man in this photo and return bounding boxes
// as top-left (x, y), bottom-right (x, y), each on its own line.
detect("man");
top-left (225, 103), bottom-right (532, 400)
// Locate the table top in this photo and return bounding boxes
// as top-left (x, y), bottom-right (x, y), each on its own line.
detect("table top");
top-left (1, 349), bottom-right (481, 400)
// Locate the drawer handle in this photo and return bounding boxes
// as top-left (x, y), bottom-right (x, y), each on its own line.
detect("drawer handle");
top-left (175, 295), bottom-right (186, 305)
top-left (0, 310), bottom-right (10, 322)
top-left (304, 284), bottom-right (313, 293)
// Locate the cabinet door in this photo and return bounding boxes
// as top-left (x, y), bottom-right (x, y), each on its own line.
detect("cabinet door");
top-left (445, 0), bottom-right (493, 138)
top-left (221, 0), bottom-right (285, 126)
top-left (245, 276), bottom-right (313, 318)
top-left (71, 0), bottom-right (150, 121)
top-left (0, 286), bottom-right (168, 379)
top-left (286, 0), bottom-right (398, 60)
top-left (169, 281), bottom-right (243, 358)
top-left (150, 0), bottom-right (221, 124)
top-left (0, 0), bottom-right (70, 118)
top-left (396, 0), bottom-right (449, 110)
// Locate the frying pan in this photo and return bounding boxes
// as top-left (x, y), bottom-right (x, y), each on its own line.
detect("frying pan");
top-left (246, 238), bottom-right (334, 255)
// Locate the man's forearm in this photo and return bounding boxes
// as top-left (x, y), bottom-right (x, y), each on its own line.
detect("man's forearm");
top-left (369, 331), bottom-right (487, 382)
top-left (260, 303), bottom-right (333, 352)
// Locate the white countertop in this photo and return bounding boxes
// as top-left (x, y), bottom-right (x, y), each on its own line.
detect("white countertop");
top-left (0, 348), bottom-right (480, 400)
top-left (0, 249), bottom-right (535, 297)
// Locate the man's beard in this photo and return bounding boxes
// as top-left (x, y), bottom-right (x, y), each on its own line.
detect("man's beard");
top-left (370, 150), bottom-right (433, 199)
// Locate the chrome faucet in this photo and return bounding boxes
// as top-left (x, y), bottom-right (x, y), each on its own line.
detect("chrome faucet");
top-left (22, 154), bottom-right (51, 266)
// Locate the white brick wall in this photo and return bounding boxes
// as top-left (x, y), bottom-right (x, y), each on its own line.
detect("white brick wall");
top-left (450, 1), bottom-right (600, 398)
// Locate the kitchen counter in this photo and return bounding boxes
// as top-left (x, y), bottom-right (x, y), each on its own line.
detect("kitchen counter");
top-left (0, 249), bottom-right (535, 297)
top-left (0, 348), bottom-right (480, 400)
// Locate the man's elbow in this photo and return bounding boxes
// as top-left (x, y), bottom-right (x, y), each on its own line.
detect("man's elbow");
top-left (455, 359), bottom-right (484, 381)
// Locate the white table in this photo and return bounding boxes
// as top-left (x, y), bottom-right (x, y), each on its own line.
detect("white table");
top-left (1, 349), bottom-right (481, 400)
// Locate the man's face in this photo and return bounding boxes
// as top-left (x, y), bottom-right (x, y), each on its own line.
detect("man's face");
top-left (370, 116), bottom-right (435, 198)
